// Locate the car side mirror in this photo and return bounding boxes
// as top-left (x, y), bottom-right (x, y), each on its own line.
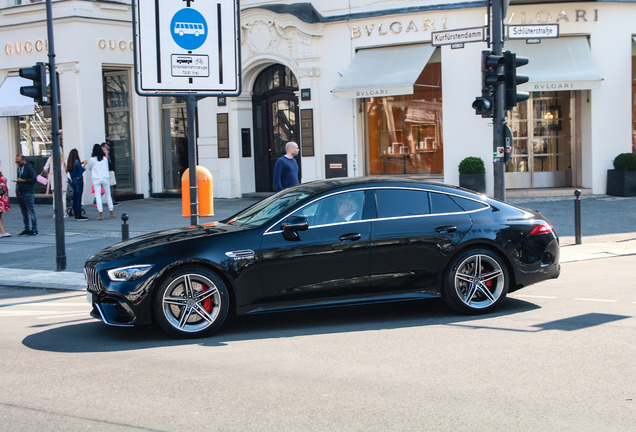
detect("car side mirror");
top-left (281, 216), bottom-right (309, 241)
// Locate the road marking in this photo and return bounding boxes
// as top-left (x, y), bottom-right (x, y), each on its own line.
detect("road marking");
top-left (37, 312), bottom-right (89, 319)
top-left (573, 298), bottom-right (618, 303)
top-left (513, 294), bottom-right (558, 299)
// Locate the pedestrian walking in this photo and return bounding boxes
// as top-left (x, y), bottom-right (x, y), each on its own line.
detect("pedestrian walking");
top-left (0, 161), bottom-right (11, 237)
top-left (67, 148), bottom-right (88, 221)
top-left (13, 154), bottom-right (38, 236)
top-left (87, 144), bottom-right (114, 220)
top-left (273, 141), bottom-right (300, 192)
top-left (43, 147), bottom-right (68, 218)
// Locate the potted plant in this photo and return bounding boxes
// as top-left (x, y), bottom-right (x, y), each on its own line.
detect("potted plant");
top-left (458, 156), bottom-right (486, 193)
top-left (606, 152), bottom-right (636, 197)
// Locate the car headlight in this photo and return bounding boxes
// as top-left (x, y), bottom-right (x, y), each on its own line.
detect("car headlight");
top-left (107, 265), bottom-right (154, 282)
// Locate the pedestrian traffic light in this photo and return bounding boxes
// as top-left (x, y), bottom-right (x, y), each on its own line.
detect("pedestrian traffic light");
top-left (481, 50), bottom-right (504, 91)
top-left (19, 62), bottom-right (48, 104)
top-left (503, 51), bottom-right (529, 110)
top-left (472, 90), bottom-right (493, 118)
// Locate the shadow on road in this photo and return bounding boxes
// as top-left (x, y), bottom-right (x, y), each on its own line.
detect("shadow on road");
top-left (22, 297), bottom-right (539, 353)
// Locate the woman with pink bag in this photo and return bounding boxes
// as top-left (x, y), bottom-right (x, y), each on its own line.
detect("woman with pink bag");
top-left (0, 161), bottom-right (11, 237)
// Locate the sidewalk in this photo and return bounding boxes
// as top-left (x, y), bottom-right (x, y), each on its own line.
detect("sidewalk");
top-left (0, 194), bottom-right (635, 291)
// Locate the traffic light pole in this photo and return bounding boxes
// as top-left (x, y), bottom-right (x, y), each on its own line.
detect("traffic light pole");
top-left (46, 0), bottom-right (66, 271)
top-left (491, 0), bottom-right (506, 202)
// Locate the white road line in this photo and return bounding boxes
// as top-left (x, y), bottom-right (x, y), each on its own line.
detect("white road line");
top-left (512, 294), bottom-right (558, 299)
top-left (37, 312), bottom-right (90, 319)
top-left (573, 298), bottom-right (618, 303)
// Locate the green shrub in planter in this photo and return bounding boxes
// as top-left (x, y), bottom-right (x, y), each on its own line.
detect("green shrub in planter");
top-left (458, 157), bottom-right (485, 175)
top-left (458, 157), bottom-right (486, 193)
top-left (607, 153), bottom-right (636, 196)
top-left (613, 153), bottom-right (636, 171)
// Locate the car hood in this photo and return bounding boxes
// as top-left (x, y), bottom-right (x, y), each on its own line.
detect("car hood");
top-left (87, 221), bottom-right (247, 262)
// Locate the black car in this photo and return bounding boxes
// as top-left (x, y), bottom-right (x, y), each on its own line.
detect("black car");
top-left (85, 177), bottom-right (560, 337)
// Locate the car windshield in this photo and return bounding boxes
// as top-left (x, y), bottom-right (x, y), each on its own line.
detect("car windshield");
top-left (227, 190), bottom-right (312, 228)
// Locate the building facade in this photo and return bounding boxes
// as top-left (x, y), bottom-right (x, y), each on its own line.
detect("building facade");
top-left (1, 0), bottom-right (635, 201)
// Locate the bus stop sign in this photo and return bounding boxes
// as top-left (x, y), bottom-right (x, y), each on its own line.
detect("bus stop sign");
top-left (133, 0), bottom-right (241, 96)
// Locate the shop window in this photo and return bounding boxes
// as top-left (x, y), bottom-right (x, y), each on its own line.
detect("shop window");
top-left (17, 76), bottom-right (60, 194)
top-left (366, 62), bottom-right (443, 176)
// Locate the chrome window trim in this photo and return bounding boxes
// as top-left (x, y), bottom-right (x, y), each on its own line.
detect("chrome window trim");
top-left (262, 186), bottom-right (491, 235)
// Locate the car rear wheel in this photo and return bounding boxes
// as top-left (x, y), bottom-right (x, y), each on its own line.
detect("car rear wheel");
top-left (153, 267), bottom-right (229, 338)
top-left (442, 248), bottom-right (509, 314)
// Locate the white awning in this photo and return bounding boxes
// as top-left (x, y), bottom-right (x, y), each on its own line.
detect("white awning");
top-left (506, 37), bottom-right (602, 91)
top-left (0, 76), bottom-right (35, 117)
top-left (331, 44), bottom-right (436, 99)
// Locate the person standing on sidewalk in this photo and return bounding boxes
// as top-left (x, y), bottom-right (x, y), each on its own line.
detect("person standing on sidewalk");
top-left (13, 154), bottom-right (38, 236)
top-left (101, 141), bottom-right (119, 207)
top-left (87, 144), bottom-right (114, 220)
top-left (0, 162), bottom-right (11, 237)
top-left (67, 148), bottom-right (88, 221)
top-left (273, 141), bottom-right (300, 192)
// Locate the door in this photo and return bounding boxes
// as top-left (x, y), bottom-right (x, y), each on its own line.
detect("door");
top-left (258, 191), bottom-right (370, 305)
top-left (252, 64), bottom-right (300, 192)
top-left (506, 91), bottom-right (575, 188)
top-left (369, 189), bottom-right (473, 294)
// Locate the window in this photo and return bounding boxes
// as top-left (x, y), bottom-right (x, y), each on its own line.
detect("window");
top-left (291, 191), bottom-right (365, 226)
top-left (366, 61), bottom-right (443, 175)
top-left (376, 189), bottom-right (430, 218)
top-left (217, 113), bottom-right (229, 158)
top-left (430, 192), bottom-right (464, 214)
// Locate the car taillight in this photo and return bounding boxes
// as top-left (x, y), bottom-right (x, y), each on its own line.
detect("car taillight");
top-left (529, 222), bottom-right (554, 236)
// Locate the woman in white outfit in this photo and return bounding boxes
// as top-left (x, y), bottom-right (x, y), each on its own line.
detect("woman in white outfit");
top-left (86, 143), bottom-right (114, 220)
top-left (43, 148), bottom-right (67, 217)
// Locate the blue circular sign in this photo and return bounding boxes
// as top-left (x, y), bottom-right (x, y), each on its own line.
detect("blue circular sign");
top-left (171, 8), bottom-right (208, 51)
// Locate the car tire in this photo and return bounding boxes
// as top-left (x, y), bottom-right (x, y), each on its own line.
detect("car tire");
top-left (153, 266), bottom-right (229, 338)
top-left (442, 248), bottom-right (509, 314)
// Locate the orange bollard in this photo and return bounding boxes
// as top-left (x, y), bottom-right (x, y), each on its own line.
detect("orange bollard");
top-left (181, 166), bottom-right (214, 217)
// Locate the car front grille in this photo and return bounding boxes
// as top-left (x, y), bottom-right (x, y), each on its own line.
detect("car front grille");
top-left (85, 266), bottom-right (104, 293)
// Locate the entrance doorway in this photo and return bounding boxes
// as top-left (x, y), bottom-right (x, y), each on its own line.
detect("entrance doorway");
top-left (505, 91), bottom-right (576, 188)
top-left (252, 65), bottom-right (300, 192)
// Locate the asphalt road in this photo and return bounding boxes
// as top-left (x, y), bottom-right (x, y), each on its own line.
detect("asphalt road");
top-left (0, 255), bottom-right (634, 431)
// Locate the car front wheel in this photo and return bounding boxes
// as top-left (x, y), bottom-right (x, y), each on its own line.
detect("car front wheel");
top-left (153, 267), bottom-right (229, 338)
top-left (442, 248), bottom-right (509, 314)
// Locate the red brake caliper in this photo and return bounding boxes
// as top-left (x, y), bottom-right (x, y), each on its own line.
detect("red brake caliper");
top-left (202, 285), bottom-right (213, 312)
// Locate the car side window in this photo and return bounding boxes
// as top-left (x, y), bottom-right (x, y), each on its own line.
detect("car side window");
top-left (376, 189), bottom-right (430, 218)
top-left (430, 192), bottom-right (464, 214)
top-left (450, 196), bottom-right (489, 212)
top-left (291, 191), bottom-right (365, 225)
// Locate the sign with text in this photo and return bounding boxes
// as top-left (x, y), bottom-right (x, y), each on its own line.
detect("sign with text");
top-left (431, 27), bottom-right (485, 46)
top-left (507, 24), bottom-right (559, 39)
top-left (133, 0), bottom-right (241, 96)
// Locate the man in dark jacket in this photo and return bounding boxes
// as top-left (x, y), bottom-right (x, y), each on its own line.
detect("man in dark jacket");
top-left (14, 154), bottom-right (38, 236)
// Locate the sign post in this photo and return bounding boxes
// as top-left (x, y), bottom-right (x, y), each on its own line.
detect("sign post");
top-left (133, 0), bottom-right (241, 225)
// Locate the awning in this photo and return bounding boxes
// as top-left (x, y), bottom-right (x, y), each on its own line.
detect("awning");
top-left (331, 44), bottom-right (436, 99)
top-left (0, 76), bottom-right (35, 117)
top-left (506, 37), bottom-right (602, 91)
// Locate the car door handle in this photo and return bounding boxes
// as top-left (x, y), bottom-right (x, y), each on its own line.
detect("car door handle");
top-left (339, 233), bottom-right (362, 242)
top-left (435, 225), bottom-right (457, 233)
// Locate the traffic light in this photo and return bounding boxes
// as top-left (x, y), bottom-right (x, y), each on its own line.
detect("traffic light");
top-left (472, 90), bottom-right (493, 118)
top-left (503, 51), bottom-right (529, 110)
top-left (19, 62), bottom-right (48, 104)
top-left (481, 50), bottom-right (504, 91)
